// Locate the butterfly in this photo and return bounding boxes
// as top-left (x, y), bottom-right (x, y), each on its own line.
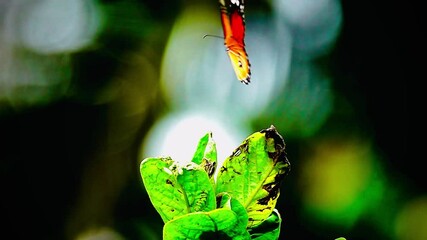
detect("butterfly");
top-left (219, 0), bottom-right (251, 84)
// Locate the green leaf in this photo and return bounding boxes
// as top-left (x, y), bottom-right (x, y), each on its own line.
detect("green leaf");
top-left (176, 163), bottom-right (216, 213)
top-left (191, 132), bottom-right (217, 179)
top-left (216, 125), bottom-right (291, 227)
top-left (249, 209), bottom-right (282, 240)
top-left (163, 208), bottom-right (238, 240)
top-left (140, 157), bottom-right (215, 223)
top-left (217, 193), bottom-right (251, 239)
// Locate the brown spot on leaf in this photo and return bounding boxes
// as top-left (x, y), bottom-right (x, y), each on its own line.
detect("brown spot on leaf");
top-left (261, 125), bottom-right (291, 175)
top-left (203, 160), bottom-right (217, 177)
top-left (166, 179), bottom-right (174, 187)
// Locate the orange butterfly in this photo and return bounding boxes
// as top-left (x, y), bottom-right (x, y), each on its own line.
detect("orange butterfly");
top-left (219, 0), bottom-right (251, 84)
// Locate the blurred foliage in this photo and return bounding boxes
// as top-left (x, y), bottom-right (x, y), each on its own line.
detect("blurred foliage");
top-left (0, 0), bottom-right (418, 239)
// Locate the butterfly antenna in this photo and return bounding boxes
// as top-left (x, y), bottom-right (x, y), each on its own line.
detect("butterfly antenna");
top-left (203, 34), bottom-right (224, 39)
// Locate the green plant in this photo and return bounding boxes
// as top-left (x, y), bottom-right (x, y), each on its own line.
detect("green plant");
top-left (140, 125), bottom-right (291, 239)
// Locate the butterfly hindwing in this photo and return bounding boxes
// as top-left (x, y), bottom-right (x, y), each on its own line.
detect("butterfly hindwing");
top-left (227, 46), bottom-right (250, 83)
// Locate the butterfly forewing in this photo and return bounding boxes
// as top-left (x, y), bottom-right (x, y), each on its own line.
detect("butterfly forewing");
top-left (219, 0), bottom-right (233, 39)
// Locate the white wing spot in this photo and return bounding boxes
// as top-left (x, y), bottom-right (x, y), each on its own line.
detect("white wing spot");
top-left (231, 0), bottom-right (240, 6)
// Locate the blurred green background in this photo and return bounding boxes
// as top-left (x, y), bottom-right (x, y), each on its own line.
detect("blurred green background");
top-left (0, 0), bottom-right (419, 239)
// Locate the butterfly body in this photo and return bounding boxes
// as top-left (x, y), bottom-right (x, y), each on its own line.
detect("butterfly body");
top-left (219, 0), bottom-right (251, 84)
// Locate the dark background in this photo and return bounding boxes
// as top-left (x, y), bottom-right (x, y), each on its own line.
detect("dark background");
top-left (0, 0), bottom-right (420, 239)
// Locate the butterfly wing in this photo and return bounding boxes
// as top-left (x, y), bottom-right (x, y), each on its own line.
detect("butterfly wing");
top-left (219, 0), bottom-right (251, 84)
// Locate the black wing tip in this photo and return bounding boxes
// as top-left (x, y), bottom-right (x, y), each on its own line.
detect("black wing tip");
top-left (241, 79), bottom-right (250, 85)
top-left (240, 75), bottom-right (251, 85)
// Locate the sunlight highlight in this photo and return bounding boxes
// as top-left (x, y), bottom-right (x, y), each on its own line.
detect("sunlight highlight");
top-left (141, 111), bottom-right (248, 168)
